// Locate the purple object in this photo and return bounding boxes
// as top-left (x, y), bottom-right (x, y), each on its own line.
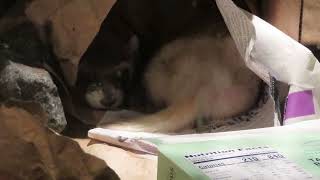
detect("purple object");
top-left (284, 90), bottom-right (315, 120)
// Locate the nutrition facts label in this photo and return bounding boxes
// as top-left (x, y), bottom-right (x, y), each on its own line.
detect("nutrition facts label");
top-left (185, 146), bottom-right (313, 180)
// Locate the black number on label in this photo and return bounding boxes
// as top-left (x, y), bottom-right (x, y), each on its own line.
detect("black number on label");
top-left (309, 158), bottom-right (320, 167)
top-left (242, 157), bottom-right (259, 162)
top-left (267, 154), bottom-right (285, 159)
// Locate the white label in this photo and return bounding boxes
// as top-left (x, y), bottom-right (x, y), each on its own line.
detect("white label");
top-left (185, 146), bottom-right (313, 180)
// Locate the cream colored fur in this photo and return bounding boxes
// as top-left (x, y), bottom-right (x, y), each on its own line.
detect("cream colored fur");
top-left (103, 31), bottom-right (261, 133)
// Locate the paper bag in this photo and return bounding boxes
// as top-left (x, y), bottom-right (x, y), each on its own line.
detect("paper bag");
top-left (88, 0), bottom-right (320, 154)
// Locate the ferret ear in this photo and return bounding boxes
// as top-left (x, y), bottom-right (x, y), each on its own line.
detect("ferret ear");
top-left (123, 35), bottom-right (139, 60)
top-left (126, 35), bottom-right (140, 58)
top-left (117, 35), bottom-right (139, 81)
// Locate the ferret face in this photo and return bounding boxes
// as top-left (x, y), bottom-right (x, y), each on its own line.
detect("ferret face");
top-left (78, 35), bottom-right (139, 110)
top-left (84, 62), bottom-right (132, 110)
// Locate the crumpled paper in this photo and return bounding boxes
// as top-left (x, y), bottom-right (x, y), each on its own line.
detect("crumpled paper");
top-left (0, 103), bottom-right (119, 179)
top-left (25, 0), bottom-right (116, 86)
top-left (215, 0), bottom-right (320, 124)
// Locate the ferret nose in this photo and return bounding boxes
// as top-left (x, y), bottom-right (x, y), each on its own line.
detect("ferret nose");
top-left (101, 96), bottom-right (116, 107)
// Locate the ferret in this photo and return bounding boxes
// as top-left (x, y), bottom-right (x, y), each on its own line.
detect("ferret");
top-left (79, 35), bottom-right (140, 110)
top-left (102, 25), bottom-right (262, 133)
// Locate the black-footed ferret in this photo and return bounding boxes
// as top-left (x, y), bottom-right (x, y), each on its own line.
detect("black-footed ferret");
top-left (103, 27), bottom-right (261, 133)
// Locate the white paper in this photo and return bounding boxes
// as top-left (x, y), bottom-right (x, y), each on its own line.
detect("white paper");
top-left (216, 0), bottom-right (320, 123)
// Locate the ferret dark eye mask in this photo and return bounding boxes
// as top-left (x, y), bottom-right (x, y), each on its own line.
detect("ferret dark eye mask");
top-left (85, 62), bottom-right (133, 110)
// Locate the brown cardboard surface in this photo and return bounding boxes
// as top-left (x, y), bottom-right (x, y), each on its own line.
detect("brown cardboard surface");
top-left (262, 0), bottom-right (320, 44)
top-left (302, 0), bottom-right (320, 44)
top-left (261, 0), bottom-right (301, 41)
top-left (76, 139), bottom-right (157, 180)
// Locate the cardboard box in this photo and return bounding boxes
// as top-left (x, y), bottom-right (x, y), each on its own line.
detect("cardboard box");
top-left (157, 120), bottom-right (320, 180)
